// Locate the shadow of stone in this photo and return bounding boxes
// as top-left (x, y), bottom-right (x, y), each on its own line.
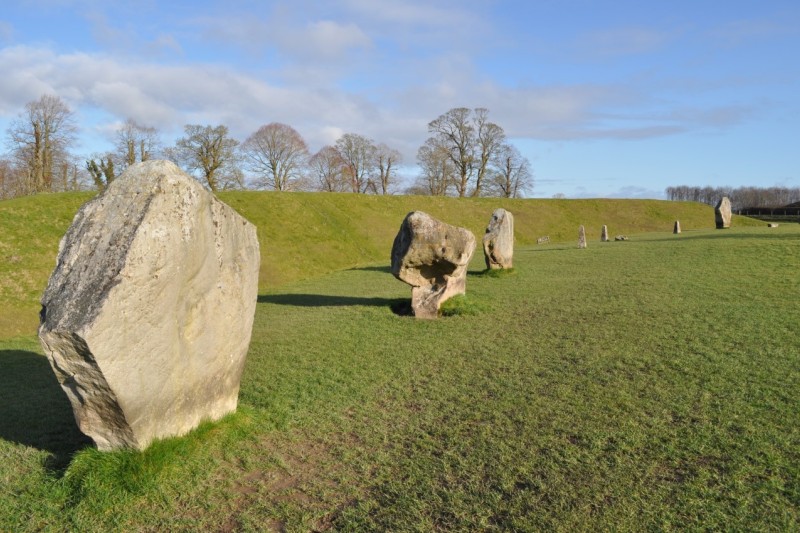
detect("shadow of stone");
top-left (0, 349), bottom-right (92, 472)
top-left (347, 265), bottom-right (392, 273)
top-left (259, 293), bottom-right (405, 309)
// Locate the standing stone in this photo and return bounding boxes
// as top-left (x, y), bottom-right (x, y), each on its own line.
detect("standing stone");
top-left (600, 225), bottom-right (609, 242)
top-left (483, 208), bottom-right (514, 269)
top-left (391, 211), bottom-right (476, 319)
top-left (715, 197), bottom-right (732, 229)
top-left (674, 220), bottom-right (681, 234)
top-left (38, 160), bottom-right (260, 451)
top-left (578, 225), bottom-right (587, 249)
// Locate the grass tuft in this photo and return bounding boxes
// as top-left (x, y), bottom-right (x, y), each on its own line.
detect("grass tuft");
top-left (439, 294), bottom-right (486, 316)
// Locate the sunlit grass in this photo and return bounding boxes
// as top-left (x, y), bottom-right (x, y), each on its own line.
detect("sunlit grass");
top-left (0, 190), bottom-right (760, 337)
top-left (1, 224), bottom-right (797, 531)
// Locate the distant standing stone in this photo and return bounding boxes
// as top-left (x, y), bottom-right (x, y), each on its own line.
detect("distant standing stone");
top-left (715, 197), bottom-right (732, 229)
top-left (483, 208), bottom-right (514, 269)
top-left (391, 211), bottom-right (476, 319)
top-left (578, 225), bottom-right (587, 249)
top-left (601, 225), bottom-right (609, 242)
top-left (38, 160), bottom-right (260, 451)
top-left (674, 220), bottom-right (681, 234)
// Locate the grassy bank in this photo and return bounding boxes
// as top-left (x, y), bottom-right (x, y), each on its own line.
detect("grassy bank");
top-left (0, 191), bottom-right (761, 338)
top-left (1, 224), bottom-right (797, 531)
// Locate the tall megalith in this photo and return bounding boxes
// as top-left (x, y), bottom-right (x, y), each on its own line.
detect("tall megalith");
top-left (715, 197), bottom-right (732, 229)
top-left (38, 160), bottom-right (261, 451)
top-left (483, 208), bottom-right (514, 269)
top-left (391, 211), bottom-right (476, 319)
top-left (674, 220), bottom-right (681, 234)
top-left (601, 225), bottom-right (609, 242)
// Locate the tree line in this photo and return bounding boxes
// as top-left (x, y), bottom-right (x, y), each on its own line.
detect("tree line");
top-left (1, 95), bottom-right (533, 200)
top-left (665, 185), bottom-right (800, 210)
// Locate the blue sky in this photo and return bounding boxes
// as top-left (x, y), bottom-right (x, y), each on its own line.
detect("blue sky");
top-left (1, 0), bottom-right (797, 198)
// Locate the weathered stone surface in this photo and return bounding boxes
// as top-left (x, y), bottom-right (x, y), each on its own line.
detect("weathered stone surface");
top-left (601, 225), bottom-right (609, 242)
top-left (391, 211), bottom-right (476, 319)
top-left (715, 197), bottom-right (732, 229)
top-left (38, 160), bottom-right (260, 451)
top-left (768, 223), bottom-right (779, 228)
top-left (483, 208), bottom-right (514, 269)
top-left (578, 225), bottom-right (587, 249)
top-left (674, 220), bottom-right (681, 234)
top-left (615, 235), bottom-right (629, 241)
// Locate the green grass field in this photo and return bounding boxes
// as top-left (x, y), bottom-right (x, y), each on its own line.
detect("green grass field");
top-left (0, 193), bottom-right (796, 531)
top-left (0, 191), bottom-right (760, 338)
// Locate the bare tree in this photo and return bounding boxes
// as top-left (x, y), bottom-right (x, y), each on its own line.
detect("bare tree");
top-left (665, 184), bottom-right (800, 209)
top-left (6, 94), bottom-right (77, 193)
top-left (0, 158), bottom-right (20, 199)
top-left (241, 123), bottom-right (309, 191)
top-left (309, 145), bottom-right (349, 192)
top-left (426, 107), bottom-right (474, 197)
top-left (413, 137), bottom-right (454, 196)
top-left (373, 143), bottom-right (402, 195)
top-left (489, 143), bottom-right (533, 198)
top-left (115, 118), bottom-right (161, 169)
top-left (424, 107), bottom-right (508, 197)
top-left (174, 124), bottom-right (241, 192)
top-left (472, 108), bottom-right (506, 196)
top-left (335, 133), bottom-right (376, 193)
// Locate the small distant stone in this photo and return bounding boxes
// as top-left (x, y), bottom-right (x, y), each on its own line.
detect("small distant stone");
top-left (537, 236), bottom-right (550, 245)
top-left (578, 225), bottom-right (587, 249)
top-left (715, 197), bottom-right (732, 229)
top-left (768, 223), bottom-right (779, 228)
top-left (601, 225), bottom-right (609, 242)
top-left (483, 208), bottom-right (514, 269)
top-left (673, 220), bottom-right (681, 234)
top-left (614, 235), bottom-right (629, 241)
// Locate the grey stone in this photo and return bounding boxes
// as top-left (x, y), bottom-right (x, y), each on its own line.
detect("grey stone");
top-left (391, 211), bottom-right (476, 319)
top-left (578, 225), bottom-right (587, 249)
top-left (768, 223), bottom-right (779, 228)
top-left (674, 220), bottom-right (681, 234)
top-left (483, 208), bottom-right (514, 269)
top-left (715, 197), bottom-right (732, 229)
top-left (38, 160), bottom-right (260, 451)
top-left (615, 235), bottom-right (629, 241)
top-left (601, 225), bottom-right (609, 242)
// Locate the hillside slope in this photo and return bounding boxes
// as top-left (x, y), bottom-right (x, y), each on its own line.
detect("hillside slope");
top-left (0, 191), bottom-right (759, 338)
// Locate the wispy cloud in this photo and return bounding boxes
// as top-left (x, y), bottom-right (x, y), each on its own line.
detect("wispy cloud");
top-left (572, 26), bottom-right (674, 59)
top-left (708, 16), bottom-right (799, 47)
top-left (0, 20), bottom-right (13, 43)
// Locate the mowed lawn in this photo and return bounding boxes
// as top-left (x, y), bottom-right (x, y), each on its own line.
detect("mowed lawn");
top-left (1, 225), bottom-right (798, 531)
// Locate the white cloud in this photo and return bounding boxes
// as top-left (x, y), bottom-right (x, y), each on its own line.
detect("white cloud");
top-left (283, 20), bottom-right (372, 61)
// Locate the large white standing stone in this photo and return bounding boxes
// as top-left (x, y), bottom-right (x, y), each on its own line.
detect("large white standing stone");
top-left (483, 208), bottom-right (514, 269)
top-left (38, 160), bottom-right (260, 451)
top-left (391, 211), bottom-right (476, 319)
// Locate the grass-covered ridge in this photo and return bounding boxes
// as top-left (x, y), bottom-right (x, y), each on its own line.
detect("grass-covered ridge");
top-left (0, 226), bottom-right (797, 530)
top-left (0, 190), bottom-right (760, 338)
